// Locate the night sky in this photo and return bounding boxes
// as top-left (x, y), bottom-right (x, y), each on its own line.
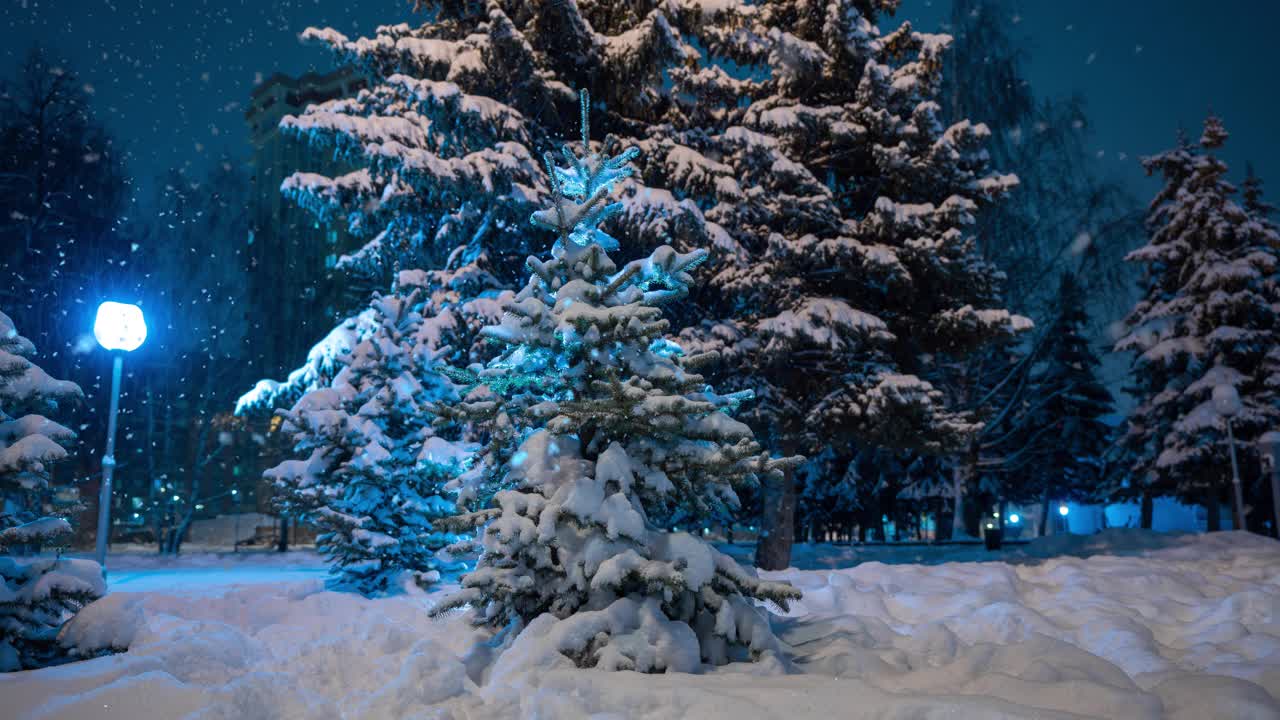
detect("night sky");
top-left (2, 0), bottom-right (1277, 201)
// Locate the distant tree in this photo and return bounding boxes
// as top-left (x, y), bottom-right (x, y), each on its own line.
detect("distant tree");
top-left (1118, 116), bottom-right (1280, 530)
top-left (121, 163), bottom-right (255, 554)
top-left (0, 46), bottom-right (131, 356)
top-left (0, 48), bottom-right (132, 541)
top-left (993, 273), bottom-right (1115, 535)
top-left (891, 0), bottom-right (1142, 538)
top-left (944, 0), bottom-right (1142, 317)
top-left (1241, 163), bottom-right (1278, 222)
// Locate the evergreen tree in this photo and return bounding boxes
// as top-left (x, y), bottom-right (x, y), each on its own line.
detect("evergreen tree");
top-left (432, 95), bottom-right (801, 672)
top-left (1002, 273), bottom-right (1115, 535)
top-left (262, 3), bottom-right (1035, 563)
top-left (0, 310), bottom-right (82, 528)
top-left (266, 290), bottom-right (469, 594)
top-left (237, 15), bottom-right (560, 414)
top-left (1241, 164), bottom-right (1276, 221)
top-left (1118, 116), bottom-right (1280, 529)
top-left (279, 22), bottom-right (556, 300)
top-left (0, 309), bottom-right (103, 671)
top-left (904, 0), bottom-right (1141, 540)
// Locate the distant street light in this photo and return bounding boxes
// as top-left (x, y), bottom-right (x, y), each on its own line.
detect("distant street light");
top-left (1259, 432), bottom-right (1280, 539)
top-left (1058, 504), bottom-right (1070, 517)
top-left (1213, 384), bottom-right (1245, 531)
top-left (92, 301), bottom-right (147, 569)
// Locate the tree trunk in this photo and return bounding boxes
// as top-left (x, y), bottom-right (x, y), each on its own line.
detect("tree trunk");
top-left (1140, 492), bottom-right (1154, 530)
top-left (963, 491), bottom-right (982, 539)
top-left (950, 467), bottom-right (967, 540)
top-left (168, 508), bottom-right (196, 555)
top-left (876, 492), bottom-right (890, 542)
top-left (756, 468), bottom-right (796, 570)
top-left (278, 514), bottom-right (290, 552)
top-left (1206, 493), bottom-right (1221, 532)
top-left (1039, 491), bottom-right (1051, 537)
top-left (937, 500), bottom-right (955, 542)
top-left (157, 394), bottom-right (174, 551)
top-left (951, 441), bottom-right (980, 539)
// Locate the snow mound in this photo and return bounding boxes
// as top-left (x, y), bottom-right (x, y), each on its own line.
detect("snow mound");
top-left (3, 531), bottom-right (1278, 718)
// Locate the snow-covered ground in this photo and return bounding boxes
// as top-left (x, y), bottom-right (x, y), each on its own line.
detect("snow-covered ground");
top-left (4, 530), bottom-right (1279, 719)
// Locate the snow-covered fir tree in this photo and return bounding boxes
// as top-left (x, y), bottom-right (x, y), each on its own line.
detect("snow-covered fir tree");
top-left (432, 95), bottom-right (801, 672)
top-left (1118, 116), bottom-right (1280, 530)
top-left (260, 2), bottom-right (1033, 562)
top-left (237, 8), bottom-right (568, 416)
top-left (266, 290), bottom-right (470, 594)
top-left (1000, 273), bottom-right (1115, 535)
top-left (0, 309), bottom-right (104, 671)
top-left (278, 22), bottom-right (554, 300)
top-left (638, 0), bottom-right (1032, 557)
top-left (1, 311), bottom-right (81, 529)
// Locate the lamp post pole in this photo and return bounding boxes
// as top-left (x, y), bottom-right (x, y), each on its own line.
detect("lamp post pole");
top-left (92, 300), bottom-right (147, 571)
top-left (95, 353), bottom-right (124, 567)
top-left (1225, 416), bottom-right (1245, 532)
top-left (1212, 383), bottom-right (1246, 532)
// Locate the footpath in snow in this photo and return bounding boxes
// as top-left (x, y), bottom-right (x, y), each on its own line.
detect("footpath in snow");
top-left (3, 529), bottom-right (1279, 719)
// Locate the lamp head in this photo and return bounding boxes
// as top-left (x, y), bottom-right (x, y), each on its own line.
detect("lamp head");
top-left (1212, 383), bottom-right (1242, 418)
top-left (94, 302), bottom-right (147, 352)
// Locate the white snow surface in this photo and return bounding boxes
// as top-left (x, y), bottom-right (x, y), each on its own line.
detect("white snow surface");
top-left (5, 530), bottom-right (1280, 719)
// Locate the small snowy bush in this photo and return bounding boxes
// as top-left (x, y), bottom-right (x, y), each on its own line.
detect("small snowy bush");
top-left (433, 93), bottom-right (801, 672)
top-left (1, 519), bottom-right (106, 671)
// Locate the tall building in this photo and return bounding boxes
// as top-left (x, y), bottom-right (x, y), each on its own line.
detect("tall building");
top-left (243, 67), bottom-right (366, 378)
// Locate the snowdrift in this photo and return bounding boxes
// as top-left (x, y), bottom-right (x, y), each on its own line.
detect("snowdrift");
top-left (2, 530), bottom-right (1277, 719)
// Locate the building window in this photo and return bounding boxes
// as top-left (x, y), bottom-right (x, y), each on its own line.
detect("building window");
top-left (324, 254), bottom-right (337, 269)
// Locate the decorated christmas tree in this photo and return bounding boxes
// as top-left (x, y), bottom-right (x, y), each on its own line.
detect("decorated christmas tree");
top-left (432, 93), bottom-right (801, 672)
top-left (266, 290), bottom-right (470, 594)
top-left (0, 309), bottom-right (104, 671)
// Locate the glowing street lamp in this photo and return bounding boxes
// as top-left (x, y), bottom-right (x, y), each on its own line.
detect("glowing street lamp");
top-left (1213, 383), bottom-right (1245, 531)
top-left (93, 302), bottom-right (147, 568)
